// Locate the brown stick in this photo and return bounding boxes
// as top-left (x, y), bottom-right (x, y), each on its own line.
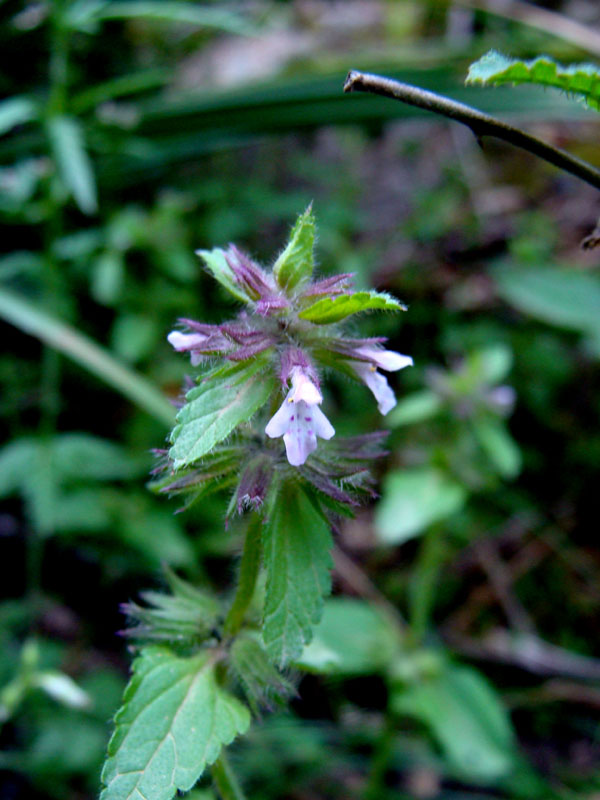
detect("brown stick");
top-left (344, 70), bottom-right (600, 191)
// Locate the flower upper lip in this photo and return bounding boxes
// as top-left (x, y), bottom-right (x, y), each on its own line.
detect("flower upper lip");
top-left (265, 367), bottom-right (333, 466)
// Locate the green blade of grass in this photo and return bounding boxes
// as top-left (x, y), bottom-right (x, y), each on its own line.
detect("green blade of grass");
top-left (0, 287), bottom-right (175, 427)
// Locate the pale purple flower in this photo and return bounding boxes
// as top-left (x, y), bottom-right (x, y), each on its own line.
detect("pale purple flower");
top-left (349, 346), bottom-right (413, 416)
top-left (354, 346), bottom-right (413, 372)
top-left (287, 366), bottom-right (322, 405)
top-left (265, 367), bottom-right (334, 466)
top-left (167, 331), bottom-right (207, 366)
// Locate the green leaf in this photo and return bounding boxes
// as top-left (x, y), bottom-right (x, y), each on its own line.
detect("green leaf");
top-left (466, 344), bottom-right (513, 386)
top-left (391, 660), bottom-right (517, 781)
top-left (72, 69), bottom-right (171, 114)
top-left (495, 266), bottom-right (600, 341)
top-left (0, 96), bottom-right (37, 136)
top-left (92, 2), bottom-right (256, 35)
top-left (229, 632), bottom-right (294, 713)
top-left (0, 287), bottom-right (175, 427)
top-left (273, 206), bottom-right (315, 291)
top-left (92, 251), bottom-right (125, 306)
top-left (262, 483), bottom-right (333, 666)
top-left (101, 647), bottom-right (250, 800)
top-left (0, 438), bottom-right (35, 497)
top-left (124, 573), bottom-right (220, 645)
top-left (298, 290), bottom-right (406, 324)
top-left (196, 248), bottom-right (251, 303)
top-left (375, 468), bottom-right (467, 545)
top-left (472, 418), bottom-right (521, 479)
top-left (297, 598), bottom-right (399, 675)
top-left (47, 116), bottom-right (98, 215)
top-left (387, 390), bottom-right (443, 427)
top-left (467, 50), bottom-right (600, 111)
top-left (169, 355), bottom-right (275, 469)
top-left (53, 433), bottom-right (144, 481)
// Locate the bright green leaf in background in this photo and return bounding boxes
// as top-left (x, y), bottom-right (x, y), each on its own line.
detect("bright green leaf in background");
top-left (298, 598), bottom-right (399, 675)
top-left (0, 434), bottom-right (193, 566)
top-left (472, 417), bottom-right (522, 479)
top-left (262, 483), bottom-right (333, 666)
top-left (47, 116), bottom-right (98, 215)
top-left (89, 2), bottom-right (257, 36)
top-left (387, 390), bottom-right (443, 427)
top-left (467, 50), bottom-right (600, 112)
top-left (0, 96), bottom-right (37, 136)
top-left (169, 355), bottom-right (276, 469)
top-left (495, 266), bottom-right (600, 354)
top-left (0, 435), bottom-right (140, 536)
top-left (391, 660), bottom-right (518, 782)
top-left (298, 290), bottom-right (406, 324)
top-left (101, 647), bottom-right (250, 800)
top-left (376, 468), bottom-right (467, 545)
top-left (273, 205), bottom-right (315, 291)
top-left (466, 344), bottom-right (513, 386)
top-left (0, 287), bottom-right (175, 426)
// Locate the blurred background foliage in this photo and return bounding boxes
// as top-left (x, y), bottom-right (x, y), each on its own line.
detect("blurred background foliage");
top-left (1, 0), bottom-right (600, 798)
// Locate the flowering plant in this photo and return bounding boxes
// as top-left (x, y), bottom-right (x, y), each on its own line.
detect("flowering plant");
top-left (100, 208), bottom-right (411, 800)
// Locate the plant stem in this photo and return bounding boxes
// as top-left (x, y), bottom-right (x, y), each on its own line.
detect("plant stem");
top-left (223, 514), bottom-right (263, 638)
top-left (363, 713), bottom-right (395, 800)
top-left (409, 526), bottom-right (446, 645)
top-left (344, 70), bottom-right (600, 191)
top-left (48, 0), bottom-right (69, 116)
top-left (211, 751), bottom-right (247, 800)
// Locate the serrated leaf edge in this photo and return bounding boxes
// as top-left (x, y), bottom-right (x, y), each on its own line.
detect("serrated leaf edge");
top-left (101, 648), bottom-right (249, 800)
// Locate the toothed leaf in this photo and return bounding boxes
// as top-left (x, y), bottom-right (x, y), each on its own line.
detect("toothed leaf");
top-left (298, 290), bottom-right (406, 324)
top-left (197, 247), bottom-right (251, 303)
top-left (100, 647), bottom-right (250, 800)
top-left (169, 355), bottom-right (275, 469)
top-left (467, 50), bottom-right (600, 111)
top-left (262, 482), bottom-right (333, 666)
top-left (273, 206), bottom-right (315, 291)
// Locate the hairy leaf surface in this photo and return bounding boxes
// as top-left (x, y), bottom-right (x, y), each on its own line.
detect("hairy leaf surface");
top-left (273, 205), bottom-right (315, 290)
top-left (100, 647), bottom-right (250, 800)
top-left (169, 356), bottom-right (275, 469)
top-left (196, 248), bottom-right (250, 303)
top-left (467, 50), bottom-right (600, 111)
top-left (298, 290), bottom-right (405, 324)
top-left (262, 483), bottom-right (333, 666)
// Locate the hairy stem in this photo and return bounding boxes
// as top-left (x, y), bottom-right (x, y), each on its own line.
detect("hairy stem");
top-left (344, 70), bottom-right (600, 191)
top-left (211, 751), bottom-right (247, 800)
top-left (223, 514), bottom-right (263, 638)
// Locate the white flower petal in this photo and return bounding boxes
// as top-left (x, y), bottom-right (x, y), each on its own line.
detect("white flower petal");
top-left (290, 367), bottom-right (322, 405)
top-left (310, 405), bottom-right (335, 440)
top-left (353, 363), bottom-right (397, 415)
top-left (283, 429), bottom-right (317, 466)
top-left (265, 395), bottom-right (294, 437)
top-left (267, 397), bottom-right (334, 465)
top-left (167, 331), bottom-right (207, 351)
top-left (356, 345), bottom-right (413, 372)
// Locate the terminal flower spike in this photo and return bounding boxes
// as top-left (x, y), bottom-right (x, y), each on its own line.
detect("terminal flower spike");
top-left (164, 206), bottom-right (410, 481)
